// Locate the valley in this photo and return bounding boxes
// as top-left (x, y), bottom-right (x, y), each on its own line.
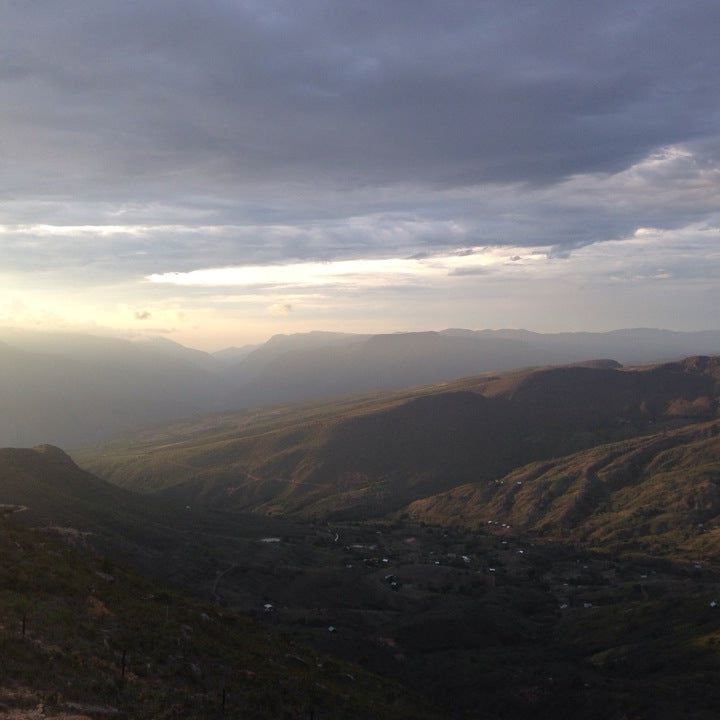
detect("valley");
top-left (5, 474), bottom-right (720, 719)
top-left (188, 513), bottom-right (720, 719)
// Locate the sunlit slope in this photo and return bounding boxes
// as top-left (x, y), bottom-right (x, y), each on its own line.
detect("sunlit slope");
top-left (408, 419), bottom-right (720, 555)
top-left (80, 356), bottom-right (719, 520)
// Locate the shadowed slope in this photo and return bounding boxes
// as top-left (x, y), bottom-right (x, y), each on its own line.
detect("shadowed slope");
top-left (0, 444), bottom-right (146, 527)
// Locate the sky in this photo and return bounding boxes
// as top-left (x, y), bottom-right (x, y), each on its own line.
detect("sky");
top-left (0, 0), bottom-right (718, 350)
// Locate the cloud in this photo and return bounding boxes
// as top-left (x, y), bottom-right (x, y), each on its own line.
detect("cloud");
top-left (3, 1), bottom-right (720, 200)
top-left (0, 2), bottom-right (718, 343)
top-left (146, 247), bottom-right (544, 289)
top-left (1, 139), bottom-right (718, 287)
top-left (270, 303), bottom-right (293, 315)
top-left (449, 267), bottom-right (492, 277)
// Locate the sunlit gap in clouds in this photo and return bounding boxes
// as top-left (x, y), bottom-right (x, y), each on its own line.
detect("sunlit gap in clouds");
top-left (145, 247), bottom-right (546, 289)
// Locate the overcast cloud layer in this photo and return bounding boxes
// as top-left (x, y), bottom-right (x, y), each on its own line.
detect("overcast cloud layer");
top-left (0, 1), bottom-right (718, 348)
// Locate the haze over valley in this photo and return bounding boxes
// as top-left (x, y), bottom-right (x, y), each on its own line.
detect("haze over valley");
top-left (2, 325), bottom-right (720, 447)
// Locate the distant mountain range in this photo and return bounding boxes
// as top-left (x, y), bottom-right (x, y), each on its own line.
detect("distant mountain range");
top-left (0, 330), bottom-right (223, 447)
top-left (218, 328), bottom-right (720, 409)
top-left (2, 325), bottom-right (720, 446)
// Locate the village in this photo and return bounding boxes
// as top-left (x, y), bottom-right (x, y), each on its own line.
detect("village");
top-left (199, 514), bottom-right (720, 715)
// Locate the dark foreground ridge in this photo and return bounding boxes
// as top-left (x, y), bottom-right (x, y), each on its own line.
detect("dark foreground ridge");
top-left (0, 449), bottom-right (439, 719)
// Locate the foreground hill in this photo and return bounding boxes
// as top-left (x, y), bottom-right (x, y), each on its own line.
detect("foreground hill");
top-left (0, 443), bottom-right (445, 718)
top-left (0, 521), bottom-right (436, 719)
top-left (408, 419), bottom-right (720, 556)
top-left (0, 442), bottom-right (333, 593)
top-left (80, 356), bottom-right (720, 520)
top-left (0, 444), bottom-right (143, 525)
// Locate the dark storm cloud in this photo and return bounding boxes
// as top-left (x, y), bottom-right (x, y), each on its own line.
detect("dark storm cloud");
top-left (1, 0), bottom-right (719, 280)
top-left (3, 0), bottom-right (720, 194)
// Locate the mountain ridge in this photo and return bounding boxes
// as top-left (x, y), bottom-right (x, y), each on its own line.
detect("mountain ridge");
top-left (79, 355), bottom-right (720, 521)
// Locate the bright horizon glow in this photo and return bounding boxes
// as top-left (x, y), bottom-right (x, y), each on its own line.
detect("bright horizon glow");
top-left (1, 214), bottom-right (718, 351)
